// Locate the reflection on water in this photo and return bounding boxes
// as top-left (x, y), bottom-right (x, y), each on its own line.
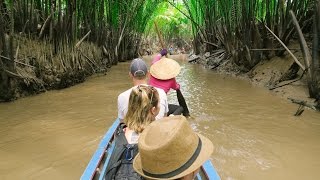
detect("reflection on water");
top-left (0, 54), bottom-right (319, 180)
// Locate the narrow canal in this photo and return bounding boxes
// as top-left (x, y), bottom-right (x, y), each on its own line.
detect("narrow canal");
top-left (0, 55), bottom-right (319, 180)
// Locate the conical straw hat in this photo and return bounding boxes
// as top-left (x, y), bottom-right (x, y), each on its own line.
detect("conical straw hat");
top-left (150, 58), bottom-right (181, 80)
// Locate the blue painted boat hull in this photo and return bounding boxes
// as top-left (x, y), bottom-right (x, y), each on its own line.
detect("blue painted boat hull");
top-left (81, 119), bottom-right (220, 180)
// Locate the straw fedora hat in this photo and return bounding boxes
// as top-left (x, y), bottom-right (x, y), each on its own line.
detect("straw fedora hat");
top-left (150, 58), bottom-right (181, 80)
top-left (133, 116), bottom-right (214, 179)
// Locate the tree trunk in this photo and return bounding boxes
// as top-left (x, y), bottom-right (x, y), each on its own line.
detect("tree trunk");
top-left (290, 10), bottom-right (315, 97)
top-left (70, 0), bottom-right (76, 44)
top-left (49, 0), bottom-right (55, 41)
top-left (313, 1), bottom-right (320, 70)
top-left (312, 1), bottom-right (320, 104)
top-left (0, 0), bottom-right (16, 101)
top-left (0, 1), bottom-right (5, 93)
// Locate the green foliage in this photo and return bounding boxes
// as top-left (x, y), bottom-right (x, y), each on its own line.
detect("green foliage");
top-left (1, 0), bottom-right (314, 63)
top-left (179, 0), bottom-right (313, 62)
top-left (145, 1), bottom-right (193, 41)
top-left (1, 0), bottom-right (164, 61)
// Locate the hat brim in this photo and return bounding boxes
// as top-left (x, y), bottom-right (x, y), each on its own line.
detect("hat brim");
top-left (150, 58), bottom-right (181, 80)
top-left (133, 133), bottom-right (214, 180)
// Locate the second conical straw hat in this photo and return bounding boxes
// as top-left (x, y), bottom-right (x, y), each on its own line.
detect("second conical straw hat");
top-left (150, 58), bottom-right (181, 80)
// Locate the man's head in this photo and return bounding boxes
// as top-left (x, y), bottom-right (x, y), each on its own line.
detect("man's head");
top-left (130, 58), bottom-right (148, 80)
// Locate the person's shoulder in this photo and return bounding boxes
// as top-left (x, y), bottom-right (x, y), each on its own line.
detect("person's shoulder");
top-left (154, 87), bottom-right (166, 95)
top-left (118, 87), bottom-right (133, 99)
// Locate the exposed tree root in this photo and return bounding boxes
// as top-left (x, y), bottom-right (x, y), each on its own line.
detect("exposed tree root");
top-left (288, 97), bottom-right (318, 111)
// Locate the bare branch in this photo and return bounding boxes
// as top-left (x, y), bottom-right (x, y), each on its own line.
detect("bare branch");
top-left (264, 24), bottom-right (305, 71)
top-left (75, 30), bottom-right (92, 48)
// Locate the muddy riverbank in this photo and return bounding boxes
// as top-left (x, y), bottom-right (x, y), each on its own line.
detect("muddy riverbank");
top-left (0, 36), bottom-right (111, 102)
top-left (192, 43), bottom-right (319, 112)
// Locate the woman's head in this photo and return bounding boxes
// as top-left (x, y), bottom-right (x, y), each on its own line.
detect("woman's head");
top-left (124, 85), bottom-right (159, 133)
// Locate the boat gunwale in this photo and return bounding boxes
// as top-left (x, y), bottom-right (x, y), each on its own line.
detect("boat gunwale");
top-left (81, 119), bottom-right (120, 180)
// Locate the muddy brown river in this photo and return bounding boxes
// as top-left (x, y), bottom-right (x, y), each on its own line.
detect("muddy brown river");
top-left (0, 55), bottom-right (319, 180)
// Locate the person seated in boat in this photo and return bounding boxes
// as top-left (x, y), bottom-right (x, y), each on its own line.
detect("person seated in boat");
top-left (133, 115), bottom-right (214, 180)
top-left (118, 58), bottom-right (168, 121)
top-left (169, 46), bottom-right (174, 55)
top-left (105, 85), bottom-right (160, 180)
top-left (149, 50), bottom-right (190, 117)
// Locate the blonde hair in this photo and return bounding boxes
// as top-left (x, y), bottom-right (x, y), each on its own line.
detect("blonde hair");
top-left (124, 85), bottom-right (159, 133)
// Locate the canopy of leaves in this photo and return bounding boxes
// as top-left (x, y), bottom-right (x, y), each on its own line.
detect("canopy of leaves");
top-left (144, 1), bottom-right (193, 41)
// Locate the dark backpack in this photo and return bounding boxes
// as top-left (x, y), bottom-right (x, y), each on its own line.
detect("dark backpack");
top-left (104, 124), bottom-right (144, 180)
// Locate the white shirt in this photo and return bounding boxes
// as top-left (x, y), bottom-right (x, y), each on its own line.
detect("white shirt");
top-left (117, 84), bottom-right (168, 120)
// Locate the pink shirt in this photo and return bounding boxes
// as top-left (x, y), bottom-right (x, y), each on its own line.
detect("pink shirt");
top-left (151, 54), bottom-right (162, 64)
top-left (149, 54), bottom-right (180, 93)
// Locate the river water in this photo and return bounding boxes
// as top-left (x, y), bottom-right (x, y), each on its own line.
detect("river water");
top-left (0, 54), bottom-right (319, 180)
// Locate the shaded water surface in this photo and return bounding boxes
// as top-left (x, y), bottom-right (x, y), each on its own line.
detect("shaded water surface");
top-left (0, 54), bottom-right (319, 180)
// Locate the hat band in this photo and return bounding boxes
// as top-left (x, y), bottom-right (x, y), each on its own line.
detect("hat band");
top-left (142, 137), bottom-right (202, 179)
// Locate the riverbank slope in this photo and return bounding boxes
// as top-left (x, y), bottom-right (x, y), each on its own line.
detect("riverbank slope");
top-left (0, 36), bottom-right (110, 102)
top-left (192, 42), bottom-right (318, 111)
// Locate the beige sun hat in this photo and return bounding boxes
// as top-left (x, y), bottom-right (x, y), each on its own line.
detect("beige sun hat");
top-left (133, 115), bottom-right (214, 180)
top-left (150, 58), bottom-right (181, 80)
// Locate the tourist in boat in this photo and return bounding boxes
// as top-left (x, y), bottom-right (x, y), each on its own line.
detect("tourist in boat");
top-left (133, 115), bottom-right (214, 180)
top-left (169, 46), bottom-right (174, 55)
top-left (105, 85), bottom-right (160, 179)
top-left (149, 50), bottom-right (190, 117)
top-left (117, 58), bottom-right (168, 121)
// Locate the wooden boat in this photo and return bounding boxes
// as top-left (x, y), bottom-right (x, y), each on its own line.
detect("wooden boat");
top-left (81, 119), bottom-right (220, 180)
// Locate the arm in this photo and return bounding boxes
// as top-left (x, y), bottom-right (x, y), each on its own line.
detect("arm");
top-left (169, 78), bottom-right (180, 90)
top-left (176, 89), bottom-right (190, 117)
top-left (151, 49), bottom-right (167, 65)
top-left (173, 78), bottom-right (180, 90)
top-left (151, 54), bottom-right (162, 64)
top-left (117, 94), bottom-right (126, 122)
top-left (155, 89), bottom-right (169, 120)
top-left (167, 79), bottom-right (189, 116)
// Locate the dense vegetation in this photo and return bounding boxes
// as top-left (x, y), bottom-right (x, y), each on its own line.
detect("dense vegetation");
top-left (179, 0), bottom-right (319, 101)
top-left (0, 0), bottom-right (319, 103)
top-left (144, 2), bottom-right (192, 49)
top-left (0, 0), bottom-right (163, 101)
